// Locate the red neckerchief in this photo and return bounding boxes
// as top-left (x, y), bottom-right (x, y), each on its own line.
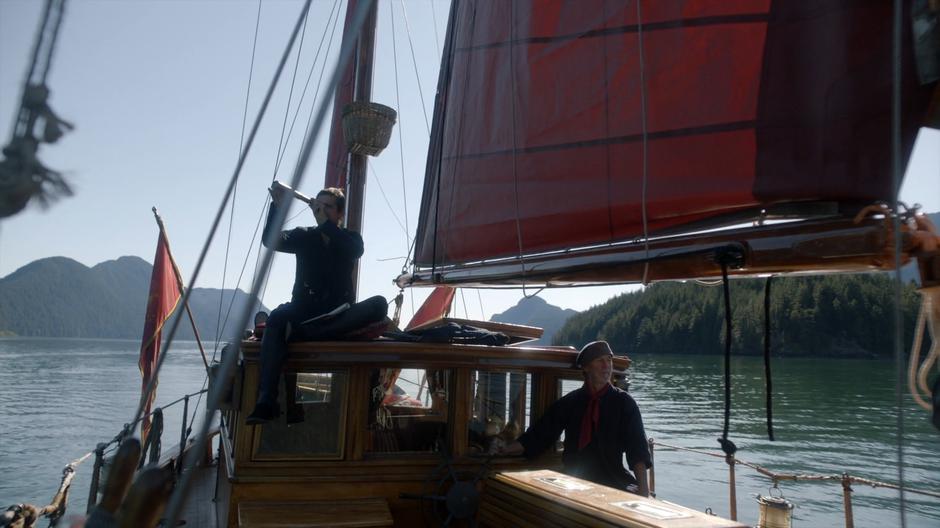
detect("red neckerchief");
top-left (578, 382), bottom-right (611, 450)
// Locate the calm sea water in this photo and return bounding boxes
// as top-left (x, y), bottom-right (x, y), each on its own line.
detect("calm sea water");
top-left (0, 339), bottom-right (937, 526)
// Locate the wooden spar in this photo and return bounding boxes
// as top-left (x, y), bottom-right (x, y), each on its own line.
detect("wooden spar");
top-left (151, 207), bottom-right (210, 372)
top-left (407, 216), bottom-right (917, 287)
top-left (323, 0), bottom-right (379, 300)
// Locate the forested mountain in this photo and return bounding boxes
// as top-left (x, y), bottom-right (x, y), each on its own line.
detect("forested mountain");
top-left (490, 296), bottom-right (578, 345)
top-left (0, 256), bottom-right (266, 340)
top-left (554, 274), bottom-right (921, 358)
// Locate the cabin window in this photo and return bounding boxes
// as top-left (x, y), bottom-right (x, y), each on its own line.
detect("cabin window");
top-left (252, 369), bottom-right (348, 460)
top-left (366, 367), bottom-right (451, 454)
top-left (468, 371), bottom-right (532, 455)
top-left (557, 378), bottom-right (582, 398)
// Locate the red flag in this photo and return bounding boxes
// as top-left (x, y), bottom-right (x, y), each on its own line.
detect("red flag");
top-left (139, 229), bottom-right (182, 443)
top-left (405, 286), bottom-right (455, 331)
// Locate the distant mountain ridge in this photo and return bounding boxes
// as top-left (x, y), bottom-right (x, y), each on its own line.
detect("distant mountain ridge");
top-left (0, 256), bottom-right (266, 340)
top-left (490, 296), bottom-right (578, 345)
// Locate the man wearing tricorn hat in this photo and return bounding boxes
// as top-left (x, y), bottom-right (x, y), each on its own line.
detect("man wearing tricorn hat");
top-left (496, 341), bottom-right (651, 496)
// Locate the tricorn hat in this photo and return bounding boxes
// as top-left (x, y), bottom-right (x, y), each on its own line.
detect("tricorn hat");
top-left (576, 341), bottom-right (613, 368)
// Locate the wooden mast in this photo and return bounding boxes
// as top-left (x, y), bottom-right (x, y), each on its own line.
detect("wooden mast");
top-left (323, 0), bottom-right (379, 300)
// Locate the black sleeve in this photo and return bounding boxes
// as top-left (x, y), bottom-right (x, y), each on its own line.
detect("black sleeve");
top-left (262, 201), bottom-right (311, 254)
top-left (621, 395), bottom-right (652, 469)
top-left (318, 220), bottom-right (364, 259)
top-left (518, 397), bottom-right (569, 459)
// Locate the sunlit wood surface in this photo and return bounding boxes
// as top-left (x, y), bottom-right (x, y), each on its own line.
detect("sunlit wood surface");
top-left (481, 469), bottom-right (748, 528)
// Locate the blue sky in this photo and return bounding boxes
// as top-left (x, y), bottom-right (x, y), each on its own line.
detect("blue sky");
top-left (1, 0), bottom-right (937, 328)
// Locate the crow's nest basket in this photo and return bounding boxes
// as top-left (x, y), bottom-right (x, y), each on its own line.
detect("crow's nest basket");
top-left (342, 101), bottom-right (397, 156)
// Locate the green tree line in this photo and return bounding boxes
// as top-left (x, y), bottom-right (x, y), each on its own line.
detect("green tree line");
top-left (554, 274), bottom-right (922, 358)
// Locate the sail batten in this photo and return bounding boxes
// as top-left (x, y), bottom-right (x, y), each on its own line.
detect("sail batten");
top-left (414, 0), bottom-right (936, 285)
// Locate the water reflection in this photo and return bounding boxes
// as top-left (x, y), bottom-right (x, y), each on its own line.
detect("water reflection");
top-left (628, 353), bottom-right (940, 527)
top-left (0, 341), bottom-right (936, 526)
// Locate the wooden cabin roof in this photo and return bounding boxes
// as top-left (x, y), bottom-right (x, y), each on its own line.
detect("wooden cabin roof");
top-left (240, 339), bottom-right (631, 374)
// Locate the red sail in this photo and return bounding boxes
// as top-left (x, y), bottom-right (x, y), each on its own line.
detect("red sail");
top-left (414, 0), bottom-right (934, 280)
top-left (139, 230), bottom-right (182, 443)
top-left (405, 286), bottom-right (455, 330)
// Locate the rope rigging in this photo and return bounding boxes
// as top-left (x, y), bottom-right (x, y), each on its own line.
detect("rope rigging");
top-left (890, 1), bottom-right (908, 523)
top-left (763, 276), bottom-right (775, 441)
top-left (213, 0), bottom-right (344, 350)
top-left (397, 0), bottom-right (432, 135)
top-left (163, 2), bottom-right (377, 523)
top-left (717, 254), bottom-right (737, 458)
top-left (389, 0), bottom-right (412, 252)
top-left (0, 0), bottom-right (73, 219)
top-left (214, 0), bottom-right (264, 354)
top-left (127, 1), bottom-right (319, 509)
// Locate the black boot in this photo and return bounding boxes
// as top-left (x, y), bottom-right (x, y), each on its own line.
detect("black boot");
top-left (246, 401), bottom-right (280, 425)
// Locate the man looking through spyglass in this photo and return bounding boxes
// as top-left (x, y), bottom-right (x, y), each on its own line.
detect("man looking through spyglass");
top-left (246, 182), bottom-right (366, 424)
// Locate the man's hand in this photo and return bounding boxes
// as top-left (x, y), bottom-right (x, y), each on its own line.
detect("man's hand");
top-left (269, 183), bottom-right (290, 206)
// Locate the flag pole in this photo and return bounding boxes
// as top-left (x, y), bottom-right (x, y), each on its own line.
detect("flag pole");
top-left (152, 207), bottom-right (210, 372)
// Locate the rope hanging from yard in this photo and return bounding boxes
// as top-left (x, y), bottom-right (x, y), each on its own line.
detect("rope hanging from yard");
top-left (908, 285), bottom-right (940, 424)
top-left (763, 276), bottom-right (775, 441)
top-left (717, 258), bottom-right (736, 457)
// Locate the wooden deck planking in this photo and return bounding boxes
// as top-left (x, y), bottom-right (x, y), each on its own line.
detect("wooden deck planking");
top-left (176, 463), bottom-right (218, 527)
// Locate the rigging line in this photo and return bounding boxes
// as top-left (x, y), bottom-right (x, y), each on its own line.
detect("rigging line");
top-left (257, 0), bottom-right (343, 309)
top-left (763, 276), bottom-right (775, 441)
top-left (636, 0), bottom-right (651, 285)
top-left (429, 0), bottom-right (441, 58)
top-left (273, 0), bottom-right (343, 176)
top-left (272, 5), bottom-right (312, 176)
top-left (890, 0), bottom-right (906, 523)
top-left (242, 5), bottom-right (311, 326)
top-left (216, 0), bottom-right (263, 352)
top-left (389, 0), bottom-right (412, 250)
top-left (215, 202), bottom-right (268, 360)
top-left (131, 0), bottom-right (314, 452)
top-left (477, 289), bottom-right (485, 320)
top-left (23, 0), bottom-right (54, 93)
top-left (291, 0), bottom-right (344, 177)
top-left (507, 1), bottom-right (535, 299)
top-left (286, 203), bottom-right (312, 223)
top-left (257, 0), bottom-right (342, 311)
top-left (718, 261), bottom-right (735, 456)
top-left (164, 2), bottom-right (376, 523)
top-left (398, 0), bottom-right (432, 134)
top-left (369, 163), bottom-right (409, 236)
top-left (39, 0), bottom-right (65, 84)
top-left (10, 0), bottom-right (56, 138)
top-left (459, 288), bottom-right (469, 318)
